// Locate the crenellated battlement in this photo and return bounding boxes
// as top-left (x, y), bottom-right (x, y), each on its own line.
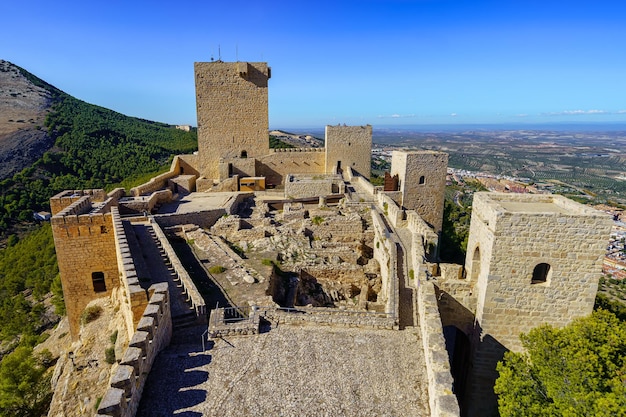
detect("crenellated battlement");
top-left (97, 283), bottom-right (172, 417)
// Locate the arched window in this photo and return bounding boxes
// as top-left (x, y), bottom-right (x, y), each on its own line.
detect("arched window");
top-left (531, 263), bottom-right (551, 284)
top-left (419, 175), bottom-right (425, 185)
top-left (92, 272), bottom-right (106, 292)
top-left (240, 150), bottom-right (248, 158)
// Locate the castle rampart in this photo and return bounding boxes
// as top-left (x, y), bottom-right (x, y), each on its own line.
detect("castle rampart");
top-left (97, 282), bottom-right (172, 417)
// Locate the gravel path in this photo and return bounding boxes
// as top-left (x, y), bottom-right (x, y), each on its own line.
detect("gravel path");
top-left (138, 324), bottom-right (430, 417)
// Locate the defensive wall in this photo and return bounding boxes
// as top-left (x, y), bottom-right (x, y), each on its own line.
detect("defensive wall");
top-left (111, 207), bottom-right (150, 338)
top-left (96, 283), bottom-right (172, 417)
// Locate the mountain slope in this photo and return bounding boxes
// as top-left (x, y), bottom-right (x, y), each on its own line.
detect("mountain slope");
top-left (0, 60), bottom-right (198, 236)
top-left (0, 60), bottom-right (56, 179)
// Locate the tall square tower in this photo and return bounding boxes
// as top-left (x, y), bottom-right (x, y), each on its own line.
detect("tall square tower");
top-left (194, 61), bottom-right (271, 180)
top-left (324, 124), bottom-right (372, 178)
top-left (466, 192), bottom-right (612, 350)
top-left (463, 192), bottom-right (612, 416)
top-left (390, 150), bottom-right (448, 233)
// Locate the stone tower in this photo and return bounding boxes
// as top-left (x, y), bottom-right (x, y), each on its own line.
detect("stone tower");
top-left (194, 61), bottom-right (271, 180)
top-left (324, 124), bottom-right (372, 178)
top-left (50, 190), bottom-right (120, 340)
top-left (464, 192), bottom-right (612, 416)
top-left (390, 150), bottom-right (448, 233)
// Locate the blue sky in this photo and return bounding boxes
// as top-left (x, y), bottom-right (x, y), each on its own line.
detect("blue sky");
top-left (2, 0), bottom-right (626, 128)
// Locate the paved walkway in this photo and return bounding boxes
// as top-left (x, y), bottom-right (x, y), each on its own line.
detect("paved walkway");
top-left (137, 324), bottom-right (430, 417)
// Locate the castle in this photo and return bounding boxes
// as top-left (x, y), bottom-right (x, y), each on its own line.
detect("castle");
top-left (50, 61), bottom-right (612, 417)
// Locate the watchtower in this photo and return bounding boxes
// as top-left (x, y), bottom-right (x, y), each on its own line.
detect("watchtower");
top-left (324, 124), bottom-right (372, 178)
top-left (194, 61), bottom-right (271, 180)
top-left (390, 150), bottom-right (448, 233)
top-left (50, 190), bottom-right (120, 340)
top-left (464, 192), bottom-right (612, 416)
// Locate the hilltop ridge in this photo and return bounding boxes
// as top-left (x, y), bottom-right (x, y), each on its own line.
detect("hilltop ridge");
top-left (0, 60), bottom-right (58, 179)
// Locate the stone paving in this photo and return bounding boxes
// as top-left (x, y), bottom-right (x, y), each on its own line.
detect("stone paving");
top-left (138, 324), bottom-right (430, 417)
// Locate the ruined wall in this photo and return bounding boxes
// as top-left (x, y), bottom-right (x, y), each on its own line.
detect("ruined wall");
top-left (371, 209), bottom-right (399, 322)
top-left (97, 283), bottom-right (172, 417)
top-left (50, 189), bottom-right (109, 215)
top-left (130, 156), bottom-right (199, 197)
top-left (325, 124), bottom-right (372, 178)
top-left (51, 196), bottom-right (119, 340)
top-left (195, 61), bottom-right (270, 179)
top-left (284, 177), bottom-right (334, 199)
top-left (257, 149), bottom-right (326, 186)
top-left (391, 151), bottom-right (448, 233)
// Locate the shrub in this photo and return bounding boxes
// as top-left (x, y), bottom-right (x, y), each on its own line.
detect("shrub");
top-left (81, 305), bottom-right (102, 325)
top-left (311, 216), bottom-right (324, 225)
top-left (261, 258), bottom-right (274, 266)
top-left (104, 347), bottom-right (115, 364)
top-left (208, 265), bottom-right (226, 274)
top-left (109, 330), bottom-right (118, 345)
top-left (409, 269), bottom-right (415, 280)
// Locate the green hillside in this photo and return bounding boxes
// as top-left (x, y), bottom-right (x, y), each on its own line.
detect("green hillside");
top-left (0, 64), bottom-right (198, 236)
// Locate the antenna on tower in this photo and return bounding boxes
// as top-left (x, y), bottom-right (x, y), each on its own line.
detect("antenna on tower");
top-left (218, 45), bottom-right (221, 61)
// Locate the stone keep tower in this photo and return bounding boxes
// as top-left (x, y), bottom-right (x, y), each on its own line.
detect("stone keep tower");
top-left (324, 124), bottom-right (372, 178)
top-left (194, 61), bottom-right (271, 180)
top-left (464, 192), bottom-right (612, 416)
top-left (390, 150), bottom-right (448, 233)
top-left (50, 191), bottom-right (119, 340)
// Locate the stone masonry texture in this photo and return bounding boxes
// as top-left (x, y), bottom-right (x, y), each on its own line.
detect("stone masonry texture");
top-left (195, 61), bottom-right (270, 180)
top-left (391, 150), bottom-right (448, 233)
top-left (325, 124), bottom-right (372, 178)
top-left (464, 192), bottom-right (613, 416)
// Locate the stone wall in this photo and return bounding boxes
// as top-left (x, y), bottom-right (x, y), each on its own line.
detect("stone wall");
top-left (96, 283), bottom-right (172, 417)
top-left (51, 196), bottom-right (119, 340)
top-left (257, 149), bottom-right (326, 186)
top-left (417, 280), bottom-right (461, 417)
top-left (50, 189), bottom-right (110, 215)
top-left (377, 192), bottom-right (405, 227)
top-left (371, 209), bottom-right (399, 322)
top-left (130, 156), bottom-right (199, 197)
top-left (195, 61), bottom-right (270, 179)
top-left (118, 190), bottom-right (172, 215)
top-left (151, 219), bottom-right (206, 320)
top-left (111, 207), bottom-right (149, 339)
top-left (284, 176), bottom-right (334, 199)
top-left (391, 150), bottom-right (448, 233)
top-left (325, 124), bottom-right (372, 178)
